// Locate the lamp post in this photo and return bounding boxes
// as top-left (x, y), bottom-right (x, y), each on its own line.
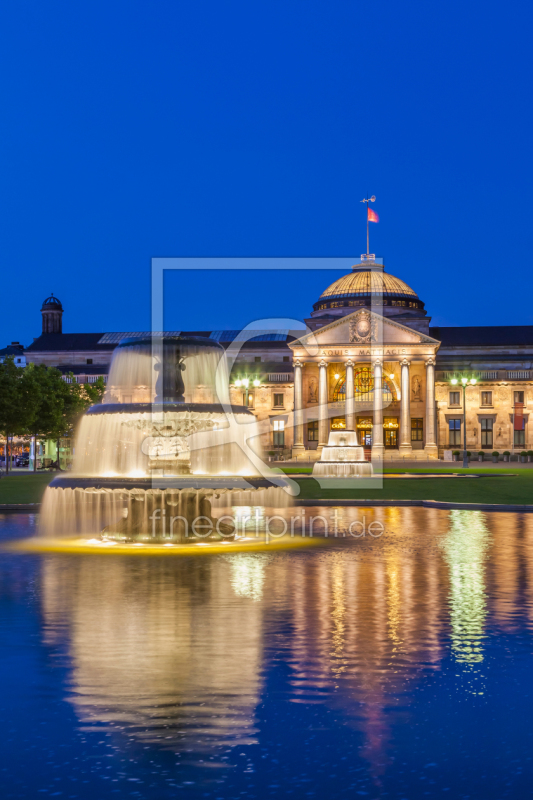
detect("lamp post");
top-left (235, 377), bottom-right (261, 408)
top-left (450, 376), bottom-right (477, 468)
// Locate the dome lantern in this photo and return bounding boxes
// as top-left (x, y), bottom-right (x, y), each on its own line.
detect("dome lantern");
top-left (41, 293), bottom-right (63, 334)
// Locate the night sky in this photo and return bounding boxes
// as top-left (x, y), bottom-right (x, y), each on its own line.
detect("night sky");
top-left (1, 1), bottom-right (532, 346)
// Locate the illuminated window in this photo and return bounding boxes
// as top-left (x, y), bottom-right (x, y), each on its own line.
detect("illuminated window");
top-left (333, 367), bottom-right (393, 404)
top-left (411, 418), bottom-right (423, 441)
top-left (243, 392), bottom-right (254, 407)
top-left (515, 391), bottom-right (525, 404)
top-left (481, 391), bottom-right (492, 406)
top-left (449, 392), bottom-right (460, 406)
top-left (449, 418), bottom-right (461, 446)
top-left (273, 419), bottom-right (285, 447)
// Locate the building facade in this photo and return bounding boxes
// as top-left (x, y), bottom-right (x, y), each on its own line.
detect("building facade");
top-left (24, 262), bottom-right (533, 459)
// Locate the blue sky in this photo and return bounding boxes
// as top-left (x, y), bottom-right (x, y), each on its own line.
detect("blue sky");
top-left (1, 1), bottom-right (532, 344)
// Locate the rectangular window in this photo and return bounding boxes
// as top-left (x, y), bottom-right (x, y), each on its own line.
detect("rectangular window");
top-left (449, 418), bottom-right (461, 446)
top-left (514, 429), bottom-right (526, 446)
top-left (86, 358), bottom-right (93, 365)
top-left (481, 391), bottom-right (492, 406)
top-left (243, 392), bottom-right (254, 407)
top-left (273, 419), bottom-right (285, 447)
top-left (254, 356), bottom-right (261, 363)
top-left (273, 393), bottom-right (284, 408)
top-left (411, 418), bottom-right (423, 441)
top-left (307, 421), bottom-right (319, 441)
top-left (481, 418), bottom-right (493, 448)
top-left (283, 356), bottom-right (290, 362)
top-left (449, 392), bottom-right (460, 406)
top-left (515, 391), bottom-right (525, 404)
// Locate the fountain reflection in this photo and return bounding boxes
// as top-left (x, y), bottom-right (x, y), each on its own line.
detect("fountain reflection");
top-left (38, 507), bottom-right (533, 774)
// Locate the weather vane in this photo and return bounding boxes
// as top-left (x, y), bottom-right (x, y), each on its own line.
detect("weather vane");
top-left (360, 195), bottom-right (379, 259)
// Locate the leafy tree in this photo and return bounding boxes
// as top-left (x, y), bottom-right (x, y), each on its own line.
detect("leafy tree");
top-left (28, 367), bottom-right (106, 469)
top-left (0, 357), bottom-right (36, 473)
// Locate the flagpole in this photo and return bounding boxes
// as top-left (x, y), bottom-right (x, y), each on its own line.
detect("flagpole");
top-left (366, 198), bottom-right (369, 255)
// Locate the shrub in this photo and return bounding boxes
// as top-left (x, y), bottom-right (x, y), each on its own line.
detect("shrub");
top-left (478, 450), bottom-right (484, 456)
top-left (466, 451), bottom-right (472, 457)
top-left (521, 451), bottom-right (528, 457)
top-left (527, 451), bottom-right (533, 457)
top-left (503, 451), bottom-right (511, 456)
top-left (452, 450), bottom-right (460, 456)
top-left (492, 451), bottom-right (500, 458)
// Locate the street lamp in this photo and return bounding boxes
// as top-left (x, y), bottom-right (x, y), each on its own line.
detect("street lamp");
top-left (450, 375), bottom-right (477, 467)
top-left (235, 377), bottom-right (260, 408)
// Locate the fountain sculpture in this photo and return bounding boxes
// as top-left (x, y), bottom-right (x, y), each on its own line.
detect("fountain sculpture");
top-left (40, 335), bottom-right (290, 542)
top-left (312, 429), bottom-right (373, 478)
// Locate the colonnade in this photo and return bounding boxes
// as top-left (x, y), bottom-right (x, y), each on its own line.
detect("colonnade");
top-left (292, 358), bottom-right (438, 458)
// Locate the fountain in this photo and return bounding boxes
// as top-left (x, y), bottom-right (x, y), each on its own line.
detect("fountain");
top-left (312, 429), bottom-right (373, 478)
top-left (40, 335), bottom-right (291, 542)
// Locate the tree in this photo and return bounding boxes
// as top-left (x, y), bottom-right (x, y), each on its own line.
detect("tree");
top-left (0, 357), bottom-right (37, 473)
top-left (25, 366), bottom-right (106, 470)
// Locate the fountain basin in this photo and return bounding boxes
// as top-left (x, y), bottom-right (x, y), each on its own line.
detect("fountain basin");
top-left (312, 430), bottom-right (373, 479)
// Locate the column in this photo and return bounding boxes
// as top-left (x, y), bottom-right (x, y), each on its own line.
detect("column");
top-left (425, 358), bottom-right (438, 457)
top-left (292, 360), bottom-right (305, 453)
top-left (372, 359), bottom-right (384, 458)
top-left (345, 360), bottom-right (355, 431)
top-left (318, 360), bottom-right (329, 450)
top-left (399, 359), bottom-right (412, 455)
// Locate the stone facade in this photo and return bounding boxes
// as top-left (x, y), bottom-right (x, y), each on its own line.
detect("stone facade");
top-left (22, 266), bottom-right (533, 458)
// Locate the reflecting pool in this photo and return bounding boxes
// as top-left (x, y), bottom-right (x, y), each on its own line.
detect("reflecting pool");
top-left (1, 507), bottom-right (533, 798)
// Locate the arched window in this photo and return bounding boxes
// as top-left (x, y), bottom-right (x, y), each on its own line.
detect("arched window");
top-left (333, 367), bottom-right (393, 403)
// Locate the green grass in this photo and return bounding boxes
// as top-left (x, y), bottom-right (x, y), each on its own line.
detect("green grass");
top-left (0, 468), bottom-right (531, 507)
top-left (0, 474), bottom-right (54, 504)
top-left (294, 467), bottom-right (533, 505)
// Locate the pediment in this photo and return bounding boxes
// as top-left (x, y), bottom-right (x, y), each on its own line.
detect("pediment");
top-left (290, 309), bottom-right (440, 348)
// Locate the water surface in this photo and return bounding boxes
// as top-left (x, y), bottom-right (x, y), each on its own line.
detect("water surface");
top-left (1, 507), bottom-right (532, 799)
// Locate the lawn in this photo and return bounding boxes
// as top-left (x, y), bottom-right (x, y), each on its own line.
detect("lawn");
top-left (0, 469), bottom-right (532, 507)
top-left (292, 468), bottom-right (533, 505)
top-left (0, 474), bottom-right (54, 504)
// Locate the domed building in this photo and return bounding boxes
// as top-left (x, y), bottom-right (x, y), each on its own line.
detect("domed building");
top-left (23, 265), bottom-right (533, 465)
top-left (307, 260), bottom-right (430, 335)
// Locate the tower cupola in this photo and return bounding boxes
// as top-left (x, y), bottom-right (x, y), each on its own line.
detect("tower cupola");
top-left (41, 293), bottom-right (63, 334)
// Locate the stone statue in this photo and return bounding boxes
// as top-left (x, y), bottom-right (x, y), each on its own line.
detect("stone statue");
top-left (308, 377), bottom-right (318, 403)
top-left (412, 375), bottom-right (422, 402)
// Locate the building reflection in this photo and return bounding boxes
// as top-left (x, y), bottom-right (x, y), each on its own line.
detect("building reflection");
top-left (38, 507), bottom-right (533, 772)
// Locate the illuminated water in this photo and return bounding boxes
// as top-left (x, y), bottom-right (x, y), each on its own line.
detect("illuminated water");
top-left (2, 507), bottom-right (533, 798)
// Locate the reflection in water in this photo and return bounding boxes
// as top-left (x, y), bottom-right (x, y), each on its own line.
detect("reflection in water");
top-left (440, 510), bottom-right (490, 664)
top-left (225, 553), bottom-right (272, 601)
top-left (37, 506), bottom-right (533, 783)
top-left (41, 557), bottom-right (263, 751)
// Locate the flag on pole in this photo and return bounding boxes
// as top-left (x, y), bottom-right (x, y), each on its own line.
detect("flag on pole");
top-left (367, 208), bottom-right (379, 223)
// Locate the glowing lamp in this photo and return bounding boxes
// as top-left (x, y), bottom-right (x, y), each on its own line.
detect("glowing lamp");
top-left (389, 374), bottom-right (394, 380)
top-left (241, 378), bottom-right (249, 388)
top-left (461, 377), bottom-right (468, 385)
top-left (334, 373), bottom-right (340, 379)
top-left (253, 379), bottom-right (260, 387)
top-left (235, 379), bottom-right (242, 387)
top-left (450, 378), bottom-right (458, 385)
top-left (470, 378), bottom-right (477, 385)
